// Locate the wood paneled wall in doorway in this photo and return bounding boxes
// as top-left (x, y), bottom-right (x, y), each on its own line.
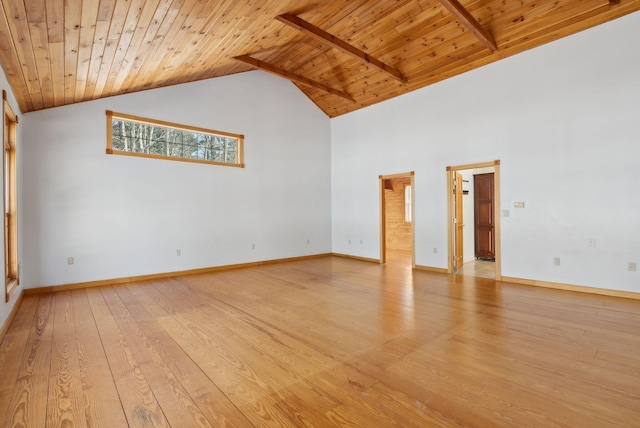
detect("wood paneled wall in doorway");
top-left (384, 177), bottom-right (412, 251)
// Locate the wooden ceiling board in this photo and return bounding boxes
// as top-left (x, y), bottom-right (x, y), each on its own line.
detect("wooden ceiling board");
top-left (133, 0), bottom-right (256, 89)
top-left (106, 0), bottom-right (159, 95)
top-left (28, 21), bottom-right (53, 106)
top-left (288, 7), bottom-right (466, 87)
top-left (0, 6), bottom-right (31, 111)
top-left (75, 0), bottom-right (100, 102)
top-left (123, 0), bottom-right (195, 92)
top-left (493, 1), bottom-right (602, 40)
top-left (3, 0), bottom-right (44, 110)
top-left (0, 0), bottom-right (639, 117)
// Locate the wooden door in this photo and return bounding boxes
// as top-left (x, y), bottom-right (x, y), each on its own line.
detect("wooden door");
top-left (474, 173), bottom-right (495, 260)
top-left (454, 172), bottom-right (463, 270)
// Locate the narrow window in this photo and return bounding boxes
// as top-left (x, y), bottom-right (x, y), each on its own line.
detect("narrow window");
top-left (405, 185), bottom-right (412, 222)
top-left (106, 111), bottom-right (244, 167)
top-left (3, 91), bottom-right (18, 301)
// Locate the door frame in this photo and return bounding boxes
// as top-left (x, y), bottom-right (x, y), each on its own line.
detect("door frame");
top-left (379, 171), bottom-right (415, 267)
top-left (454, 172), bottom-right (464, 271)
top-left (446, 161), bottom-right (501, 280)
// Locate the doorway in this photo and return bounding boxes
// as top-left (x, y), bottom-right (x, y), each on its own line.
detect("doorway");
top-left (446, 161), bottom-right (501, 280)
top-left (379, 172), bottom-right (415, 268)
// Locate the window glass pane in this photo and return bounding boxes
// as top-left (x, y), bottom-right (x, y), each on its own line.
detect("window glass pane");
top-left (108, 112), bottom-right (242, 166)
top-left (405, 185), bottom-right (412, 222)
top-left (4, 151), bottom-right (9, 209)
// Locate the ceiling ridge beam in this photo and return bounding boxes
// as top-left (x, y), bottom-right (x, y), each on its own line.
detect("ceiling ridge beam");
top-left (234, 55), bottom-right (355, 102)
top-left (438, 0), bottom-right (498, 52)
top-left (276, 14), bottom-right (408, 84)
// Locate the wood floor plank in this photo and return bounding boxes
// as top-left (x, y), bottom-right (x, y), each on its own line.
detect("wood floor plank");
top-left (155, 316), bottom-right (294, 427)
top-left (153, 277), bottom-right (340, 376)
top-left (70, 289), bottom-right (129, 428)
top-left (384, 355), bottom-right (568, 427)
top-left (136, 282), bottom-right (296, 427)
top-left (2, 294), bottom-right (55, 427)
top-left (46, 290), bottom-right (87, 427)
top-left (86, 287), bottom-right (170, 428)
top-left (439, 333), bottom-right (640, 423)
top-left (387, 334), bottom-right (635, 427)
top-left (325, 383), bottom-right (463, 428)
top-left (114, 284), bottom-right (253, 427)
top-left (179, 271), bottom-right (386, 360)
top-left (100, 285), bottom-right (213, 427)
top-left (126, 280), bottom-right (347, 427)
top-left (0, 295), bottom-right (39, 418)
top-left (454, 323), bottom-right (640, 396)
top-left (1, 256), bottom-right (639, 426)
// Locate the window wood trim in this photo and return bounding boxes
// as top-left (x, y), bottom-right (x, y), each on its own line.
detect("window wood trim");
top-left (3, 90), bottom-right (19, 302)
top-left (106, 110), bottom-right (245, 168)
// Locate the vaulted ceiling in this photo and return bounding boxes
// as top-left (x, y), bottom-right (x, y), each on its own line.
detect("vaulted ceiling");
top-left (1, 0), bottom-right (639, 117)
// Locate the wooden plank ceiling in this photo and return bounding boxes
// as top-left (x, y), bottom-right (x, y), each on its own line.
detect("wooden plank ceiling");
top-left (1, 0), bottom-right (639, 118)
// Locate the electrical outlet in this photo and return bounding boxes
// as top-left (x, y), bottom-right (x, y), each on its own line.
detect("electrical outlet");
top-left (251, 243), bottom-right (255, 250)
top-left (360, 240), bottom-right (363, 245)
top-left (502, 210), bottom-right (510, 217)
top-left (629, 262), bottom-right (637, 272)
top-left (348, 240), bottom-right (351, 245)
top-left (554, 257), bottom-right (560, 266)
top-left (588, 239), bottom-right (595, 248)
top-left (176, 249), bottom-right (181, 256)
top-left (306, 239), bottom-right (310, 245)
top-left (433, 247), bottom-right (438, 254)
top-left (67, 257), bottom-right (74, 265)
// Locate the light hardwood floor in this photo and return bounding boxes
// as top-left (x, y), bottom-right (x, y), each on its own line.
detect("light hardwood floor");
top-left (1, 256), bottom-right (639, 427)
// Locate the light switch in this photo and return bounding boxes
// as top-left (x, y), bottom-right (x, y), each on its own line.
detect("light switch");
top-left (514, 202), bottom-right (525, 208)
top-left (502, 210), bottom-right (510, 217)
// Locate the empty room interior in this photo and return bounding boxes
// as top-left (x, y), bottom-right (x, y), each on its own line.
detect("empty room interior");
top-left (1, 1), bottom-right (639, 426)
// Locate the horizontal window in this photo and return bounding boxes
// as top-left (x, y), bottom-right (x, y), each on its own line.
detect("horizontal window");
top-left (106, 111), bottom-right (244, 167)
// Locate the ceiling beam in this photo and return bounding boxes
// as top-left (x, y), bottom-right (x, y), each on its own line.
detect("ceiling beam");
top-left (276, 14), bottom-right (408, 84)
top-left (438, 0), bottom-right (498, 52)
top-left (234, 55), bottom-right (355, 102)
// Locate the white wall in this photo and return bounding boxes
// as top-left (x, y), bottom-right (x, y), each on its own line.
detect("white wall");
top-left (331, 11), bottom-right (640, 293)
top-left (22, 71), bottom-right (331, 288)
top-left (0, 65), bottom-right (24, 330)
